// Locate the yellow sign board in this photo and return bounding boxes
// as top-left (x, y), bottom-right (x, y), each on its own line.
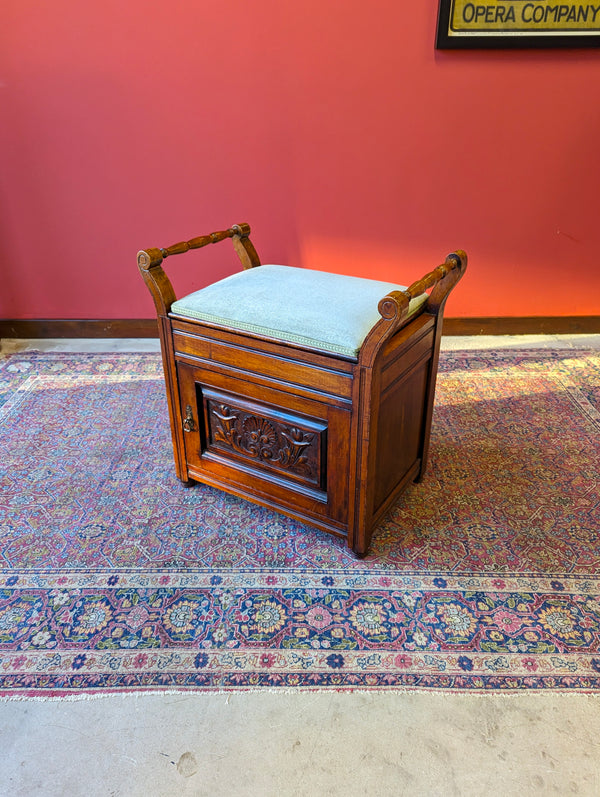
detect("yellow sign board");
top-left (437, 0), bottom-right (600, 45)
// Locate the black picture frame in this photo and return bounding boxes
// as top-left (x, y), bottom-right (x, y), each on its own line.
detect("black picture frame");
top-left (436, 0), bottom-right (600, 48)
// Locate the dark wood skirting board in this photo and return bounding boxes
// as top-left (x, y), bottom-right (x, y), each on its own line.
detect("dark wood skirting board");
top-left (443, 317), bottom-right (600, 335)
top-left (1, 317), bottom-right (599, 339)
top-left (0, 319), bottom-right (159, 338)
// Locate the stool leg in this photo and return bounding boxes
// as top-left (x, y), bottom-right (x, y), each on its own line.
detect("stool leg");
top-left (413, 466), bottom-right (426, 484)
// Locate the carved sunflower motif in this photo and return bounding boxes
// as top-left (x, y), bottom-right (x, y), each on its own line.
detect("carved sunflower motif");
top-left (241, 416), bottom-right (278, 459)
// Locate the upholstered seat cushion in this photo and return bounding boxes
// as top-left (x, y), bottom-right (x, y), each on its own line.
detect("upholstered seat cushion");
top-left (170, 265), bottom-right (428, 358)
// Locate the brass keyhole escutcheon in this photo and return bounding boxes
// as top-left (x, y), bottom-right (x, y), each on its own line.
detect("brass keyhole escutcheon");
top-left (183, 405), bottom-right (196, 433)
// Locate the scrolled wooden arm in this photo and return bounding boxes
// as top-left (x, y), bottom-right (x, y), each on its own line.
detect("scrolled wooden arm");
top-left (359, 250), bottom-right (467, 367)
top-left (137, 223), bottom-right (260, 316)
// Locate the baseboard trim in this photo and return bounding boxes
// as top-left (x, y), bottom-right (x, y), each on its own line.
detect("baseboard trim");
top-left (1, 316), bottom-right (599, 339)
top-left (443, 317), bottom-right (600, 335)
top-left (0, 319), bottom-right (159, 338)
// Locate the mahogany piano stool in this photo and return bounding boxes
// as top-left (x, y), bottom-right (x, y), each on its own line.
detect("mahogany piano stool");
top-left (138, 224), bottom-right (466, 557)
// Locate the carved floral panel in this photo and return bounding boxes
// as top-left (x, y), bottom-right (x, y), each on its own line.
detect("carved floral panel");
top-left (203, 391), bottom-right (326, 489)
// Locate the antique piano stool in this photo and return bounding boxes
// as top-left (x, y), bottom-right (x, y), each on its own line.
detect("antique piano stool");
top-left (138, 224), bottom-right (466, 557)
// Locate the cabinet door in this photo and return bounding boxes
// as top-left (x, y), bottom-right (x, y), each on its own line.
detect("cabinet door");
top-left (175, 361), bottom-right (351, 528)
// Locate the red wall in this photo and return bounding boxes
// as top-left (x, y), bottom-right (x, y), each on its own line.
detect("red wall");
top-left (2, 0), bottom-right (600, 320)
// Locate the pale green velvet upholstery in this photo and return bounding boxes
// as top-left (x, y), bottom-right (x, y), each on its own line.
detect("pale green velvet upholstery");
top-left (170, 265), bottom-right (428, 358)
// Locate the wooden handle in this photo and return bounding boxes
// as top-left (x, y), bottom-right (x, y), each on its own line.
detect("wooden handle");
top-left (404, 251), bottom-right (465, 301)
top-left (137, 224), bottom-right (252, 269)
top-left (376, 251), bottom-right (466, 323)
top-left (360, 249), bottom-right (467, 368)
top-left (136, 223), bottom-right (259, 316)
top-left (159, 224), bottom-right (250, 259)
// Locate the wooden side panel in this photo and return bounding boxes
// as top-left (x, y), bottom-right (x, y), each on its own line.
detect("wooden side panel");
top-left (380, 321), bottom-right (434, 393)
top-left (371, 320), bottom-right (435, 517)
top-left (372, 362), bottom-right (429, 513)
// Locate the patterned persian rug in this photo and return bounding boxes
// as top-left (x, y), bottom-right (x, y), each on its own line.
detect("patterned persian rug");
top-left (0, 348), bottom-right (599, 696)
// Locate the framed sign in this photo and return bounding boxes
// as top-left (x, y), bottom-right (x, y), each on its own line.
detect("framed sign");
top-left (436, 0), bottom-right (600, 47)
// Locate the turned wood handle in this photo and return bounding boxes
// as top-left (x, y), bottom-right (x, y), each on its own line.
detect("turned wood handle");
top-left (136, 223), bottom-right (260, 316)
top-left (361, 250), bottom-right (467, 368)
top-left (404, 251), bottom-right (466, 301)
top-left (159, 224), bottom-right (251, 259)
top-left (137, 223), bottom-right (252, 270)
top-left (376, 251), bottom-right (466, 321)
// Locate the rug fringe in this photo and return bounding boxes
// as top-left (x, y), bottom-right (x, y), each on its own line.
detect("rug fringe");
top-left (2, 686), bottom-right (600, 702)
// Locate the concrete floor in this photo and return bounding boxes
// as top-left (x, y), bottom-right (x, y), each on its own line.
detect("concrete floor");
top-left (1, 335), bottom-right (600, 797)
top-left (2, 691), bottom-right (600, 797)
